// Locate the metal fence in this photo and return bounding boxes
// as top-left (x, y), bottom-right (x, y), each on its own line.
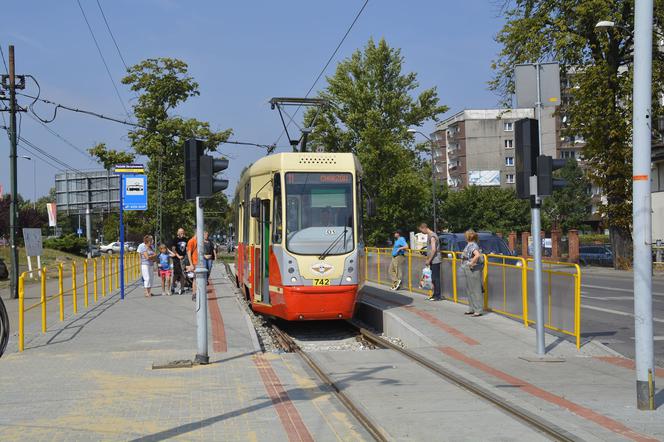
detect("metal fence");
top-left (363, 248), bottom-right (581, 348)
top-left (17, 253), bottom-right (140, 352)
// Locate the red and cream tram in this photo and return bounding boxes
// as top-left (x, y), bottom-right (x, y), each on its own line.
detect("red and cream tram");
top-left (233, 152), bottom-right (368, 320)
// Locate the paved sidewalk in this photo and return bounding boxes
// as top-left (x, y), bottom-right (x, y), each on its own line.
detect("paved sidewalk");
top-left (0, 266), bottom-right (369, 441)
top-left (360, 282), bottom-right (664, 441)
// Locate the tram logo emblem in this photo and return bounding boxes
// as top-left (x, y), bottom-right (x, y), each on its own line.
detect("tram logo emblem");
top-left (312, 262), bottom-right (333, 275)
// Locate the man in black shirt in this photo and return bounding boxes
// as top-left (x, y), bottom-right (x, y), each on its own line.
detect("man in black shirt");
top-left (171, 228), bottom-right (189, 294)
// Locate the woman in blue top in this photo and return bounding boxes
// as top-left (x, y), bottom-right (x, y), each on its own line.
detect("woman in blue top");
top-left (389, 230), bottom-right (409, 290)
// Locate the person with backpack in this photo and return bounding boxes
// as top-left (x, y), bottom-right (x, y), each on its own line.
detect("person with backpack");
top-left (461, 229), bottom-right (484, 316)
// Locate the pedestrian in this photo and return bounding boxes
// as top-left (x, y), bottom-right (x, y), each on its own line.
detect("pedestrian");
top-left (418, 223), bottom-right (442, 301)
top-left (186, 234), bottom-right (199, 301)
top-left (137, 235), bottom-right (156, 297)
top-left (389, 229), bottom-right (408, 290)
top-left (203, 231), bottom-right (216, 284)
top-left (461, 229), bottom-right (484, 316)
top-left (170, 228), bottom-right (188, 295)
top-left (157, 243), bottom-right (175, 296)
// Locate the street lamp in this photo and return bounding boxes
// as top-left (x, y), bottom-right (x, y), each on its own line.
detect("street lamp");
top-left (598, 5), bottom-right (657, 410)
top-left (18, 155), bottom-right (35, 210)
top-left (408, 128), bottom-right (438, 233)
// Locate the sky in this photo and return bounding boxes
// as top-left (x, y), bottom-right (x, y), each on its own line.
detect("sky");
top-left (0, 0), bottom-right (507, 200)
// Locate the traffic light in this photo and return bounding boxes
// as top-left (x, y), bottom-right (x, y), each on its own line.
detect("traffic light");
top-left (184, 139), bottom-right (204, 201)
top-left (199, 156), bottom-right (229, 196)
top-left (514, 118), bottom-right (539, 199)
top-left (184, 138), bottom-right (229, 200)
top-left (536, 155), bottom-right (566, 196)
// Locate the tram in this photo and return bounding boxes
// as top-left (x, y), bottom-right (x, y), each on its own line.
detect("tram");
top-left (233, 152), bottom-right (370, 320)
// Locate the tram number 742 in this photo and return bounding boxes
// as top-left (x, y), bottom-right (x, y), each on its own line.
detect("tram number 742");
top-left (313, 278), bottom-right (331, 286)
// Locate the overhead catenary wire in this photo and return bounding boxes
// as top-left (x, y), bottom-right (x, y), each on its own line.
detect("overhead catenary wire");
top-left (273, 0), bottom-right (369, 146)
top-left (25, 112), bottom-right (93, 161)
top-left (96, 0), bottom-right (128, 71)
top-left (75, 0), bottom-right (131, 119)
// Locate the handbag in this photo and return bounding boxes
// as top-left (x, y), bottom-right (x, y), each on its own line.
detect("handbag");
top-left (419, 266), bottom-right (433, 290)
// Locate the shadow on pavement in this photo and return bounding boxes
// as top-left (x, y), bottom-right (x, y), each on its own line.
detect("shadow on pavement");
top-left (26, 283), bottom-right (142, 351)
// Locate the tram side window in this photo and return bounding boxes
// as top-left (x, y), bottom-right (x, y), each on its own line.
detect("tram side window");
top-left (357, 178), bottom-right (364, 242)
top-left (272, 173), bottom-right (283, 243)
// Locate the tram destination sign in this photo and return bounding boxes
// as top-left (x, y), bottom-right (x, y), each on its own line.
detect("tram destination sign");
top-left (286, 172), bottom-right (352, 184)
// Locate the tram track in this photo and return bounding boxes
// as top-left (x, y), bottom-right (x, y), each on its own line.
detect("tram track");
top-left (225, 263), bottom-right (577, 441)
top-left (352, 323), bottom-right (578, 442)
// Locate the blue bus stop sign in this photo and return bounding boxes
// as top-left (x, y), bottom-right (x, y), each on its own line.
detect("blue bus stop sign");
top-left (122, 174), bottom-right (148, 211)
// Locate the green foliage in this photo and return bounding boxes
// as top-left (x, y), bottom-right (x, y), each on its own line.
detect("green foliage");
top-left (88, 58), bottom-right (233, 237)
top-left (490, 0), bottom-right (664, 267)
top-left (43, 234), bottom-right (88, 255)
top-left (542, 159), bottom-right (591, 232)
top-left (579, 233), bottom-right (610, 245)
top-left (441, 186), bottom-right (530, 234)
top-left (307, 38), bottom-right (447, 244)
top-left (87, 143), bottom-right (135, 170)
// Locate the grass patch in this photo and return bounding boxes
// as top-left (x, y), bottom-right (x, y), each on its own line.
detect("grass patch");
top-left (0, 246), bottom-right (92, 289)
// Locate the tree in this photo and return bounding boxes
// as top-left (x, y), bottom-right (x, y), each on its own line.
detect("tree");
top-left (89, 58), bottom-right (233, 239)
top-left (490, 0), bottom-right (664, 268)
top-left (542, 159), bottom-right (591, 232)
top-left (87, 143), bottom-right (135, 170)
top-left (307, 38), bottom-right (447, 244)
top-left (441, 186), bottom-right (531, 233)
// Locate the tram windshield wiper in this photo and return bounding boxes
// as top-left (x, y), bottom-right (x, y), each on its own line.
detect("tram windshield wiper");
top-left (318, 226), bottom-right (348, 261)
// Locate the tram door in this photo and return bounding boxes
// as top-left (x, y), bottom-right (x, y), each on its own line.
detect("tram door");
top-left (254, 200), bottom-right (271, 304)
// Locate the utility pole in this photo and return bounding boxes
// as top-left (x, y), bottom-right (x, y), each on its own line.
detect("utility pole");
top-left (8, 46), bottom-right (19, 300)
top-left (632, 0), bottom-right (656, 411)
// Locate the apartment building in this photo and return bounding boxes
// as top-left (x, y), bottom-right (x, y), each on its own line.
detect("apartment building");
top-left (431, 108), bottom-right (558, 189)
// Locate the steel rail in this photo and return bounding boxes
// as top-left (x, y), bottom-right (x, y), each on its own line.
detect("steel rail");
top-left (269, 323), bottom-right (388, 442)
top-left (355, 325), bottom-right (578, 442)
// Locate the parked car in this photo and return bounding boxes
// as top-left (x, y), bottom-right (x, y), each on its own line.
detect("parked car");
top-left (100, 242), bottom-right (135, 254)
top-left (579, 245), bottom-right (613, 267)
top-left (79, 245), bottom-right (102, 257)
top-left (437, 232), bottom-right (520, 265)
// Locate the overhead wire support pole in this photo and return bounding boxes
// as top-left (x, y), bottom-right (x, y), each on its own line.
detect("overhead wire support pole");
top-left (7, 45), bottom-right (19, 300)
top-left (632, 0), bottom-right (655, 411)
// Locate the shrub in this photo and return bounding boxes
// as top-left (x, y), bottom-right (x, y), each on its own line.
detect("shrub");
top-left (579, 233), bottom-right (609, 245)
top-left (44, 234), bottom-right (88, 255)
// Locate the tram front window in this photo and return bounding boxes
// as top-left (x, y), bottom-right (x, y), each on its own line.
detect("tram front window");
top-left (285, 172), bottom-right (354, 256)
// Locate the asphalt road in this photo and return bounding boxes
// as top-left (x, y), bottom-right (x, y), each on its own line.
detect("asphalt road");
top-left (580, 268), bottom-right (664, 367)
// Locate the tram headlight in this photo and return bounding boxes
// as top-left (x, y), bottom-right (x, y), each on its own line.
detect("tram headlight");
top-left (288, 267), bottom-right (295, 274)
top-left (345, 276), bottom-right (352, 282)
top-left (290, 276), bottom-right (298, 283)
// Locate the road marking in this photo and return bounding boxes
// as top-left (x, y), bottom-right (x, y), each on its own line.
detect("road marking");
top-left (581, 295), bottom-right (634, 301)
top-left (581, 284), bottom-right (664, 297)
top-left (582, 304), bottom-right (664, 324)
top-left (630, 336), bottom-right (664, 341)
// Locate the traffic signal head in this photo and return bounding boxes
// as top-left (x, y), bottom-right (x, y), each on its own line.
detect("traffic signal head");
top-left (184, 138), bottom-right (230, 200)
top-left (536, 156), bottom-right (567, 196)
top-left (200, 156), bottom-right (229, 197)
top-left (184, 139), bottom-right (204, 201)
top-left (514, 118), bottom-right (539, 199)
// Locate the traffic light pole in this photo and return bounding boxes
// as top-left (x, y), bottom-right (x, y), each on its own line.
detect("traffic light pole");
top-left (532, 62), bottom-right (546, 357)
top-left (194, 196), bottom-right (209, 364)
top-left (632, 0), bottom-right (655, 410)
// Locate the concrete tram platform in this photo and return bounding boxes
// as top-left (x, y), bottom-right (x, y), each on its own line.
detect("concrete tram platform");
top-left (0, 266), bottom-right (370, 441)
top-left (358, 282), bottom-right (664, 442)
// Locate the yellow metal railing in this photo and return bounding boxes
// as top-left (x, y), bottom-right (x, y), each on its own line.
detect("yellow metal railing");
top-left (363, 247), bottom-right (582, 349)
top-left (17, 252), bottom-right (140, 352)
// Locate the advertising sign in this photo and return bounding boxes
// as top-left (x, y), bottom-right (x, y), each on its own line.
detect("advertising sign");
top-left (46, 202), bottom-right (57, 227)
top-left (22, 228), bottom-right (43, 257)
top-left (122, 174), bottom-right (148, 211)
top-left (468, 170), bottom-right (501, 187)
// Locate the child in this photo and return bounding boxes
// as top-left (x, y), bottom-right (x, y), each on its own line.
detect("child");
top-left (157, 244), bottom-right (175, 296)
